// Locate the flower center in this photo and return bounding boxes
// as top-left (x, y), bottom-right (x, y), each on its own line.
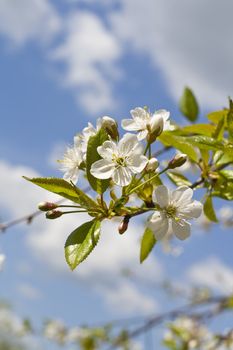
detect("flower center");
top-left (112, 154), bottom-right (127, 167)
top-left (165, 205), bottom-right (177, 218)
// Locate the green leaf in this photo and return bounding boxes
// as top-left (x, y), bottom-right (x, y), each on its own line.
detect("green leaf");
top-left (23, 177), bottom-right (98, 211)
top-left (213, 151), bottom-right (233, 167)
top-left (140, 228), bottom-right (156, 263)
top-left (207, 110), bottom-right (229, 124)
top-left (65, 220), bottom-right (101, 270)
top-left (159, 133), bottom-right (198, 162)
top-left (179, 87), bottom-right (199, 122)
top-left (180, 124), bottom-right (215, 136)
top-left (212, 116), bottom-right (225, 140)
top-left (219, 170), bottom-right (233, 182)
top-left (203, 196), bottom-right (218, 222)
top-left (167, 171), bottom-right (192, 187)
top-left (200, 149), bottom-right (209, 166)
top-left (86, 128), bottom-right (110, 194)
top-left (212, 181), bottom-right (233, 200)
top-left (182, 135), bottom-right (225, 151)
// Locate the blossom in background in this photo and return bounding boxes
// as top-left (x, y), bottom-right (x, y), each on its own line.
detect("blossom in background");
top-left (0, 254), bottom-right (5, 271)
top-left (148, 185), bottom-right (203, 240)
top-left (121, 107), bottom-right (172, 140)
top-left (90, 133), bottom-right (148, 186)
top-left (59, 145), bottom-right (83, 184)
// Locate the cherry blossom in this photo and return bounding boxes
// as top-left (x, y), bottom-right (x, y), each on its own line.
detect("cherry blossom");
top-left (148, 185), bottom-right (203, 240)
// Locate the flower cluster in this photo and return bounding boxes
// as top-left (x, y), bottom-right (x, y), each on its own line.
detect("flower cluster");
top-left (25, 105), bottom-right (208, 269)
top-left (57, 107), bottom-right (202, 242)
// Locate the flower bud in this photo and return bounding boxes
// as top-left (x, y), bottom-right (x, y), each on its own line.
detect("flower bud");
top-left (145, 158), bottom-right (159, 172)
top-left (101, 116), bottom-right (119, 141)
top-left (168, 154), bottom-right (187, 169)
top-left (147, 116), bottom-right (164, 143)
top-left (38, 202), bottom-right (58, 211)
top-left (46, 210), bottom-right (63, 219)
top-left (118, 216), bottom-right (130, 234)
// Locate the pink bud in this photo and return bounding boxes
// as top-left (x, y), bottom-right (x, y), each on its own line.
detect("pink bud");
top-left (38, 202), bottom-right (58, 211)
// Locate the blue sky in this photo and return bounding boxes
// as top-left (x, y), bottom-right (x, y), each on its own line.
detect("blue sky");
top-left (0, 0), bottom-right (233, 349)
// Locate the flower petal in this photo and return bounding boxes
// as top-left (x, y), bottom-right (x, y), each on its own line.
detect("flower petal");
top-left (137, 129), bottom-right (148, 140)
top-left (130, 107), bottom-right (148, 121)
top-left (171, 186), bottom-right (193, 207)
top-left (128, 155), bottom-right (148, 173)
top-left (112, 166), bottom-right (132, 186)
top-left (150, 113), bottom-right (164, 133)
top-left (121, 119), bottom-right (141, 131)
top-left (179, 200), bottom-right (203, 219)
top-left (63, 169), bottom-right (79, 184)
top-left (90, 159), bottom-right (115, 179)
top-left (154, 185), bottom-right (170, 208)
top-left (118, 133), bottom-right (143, 156)
top-left (172, 219), bottom-right (191, 240)
top-left (97, 140), bottom-right (117, 160)
top-left (155, 109), bottom-right (170, 122)
top-left (147, 211), bottom-right (169, 240)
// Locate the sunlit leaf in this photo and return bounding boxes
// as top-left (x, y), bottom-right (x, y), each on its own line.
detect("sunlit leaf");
top-left (140, 228), bottom-right (156, 263)
top-left (159, 133), bottom-right (198, 162)
top-left (203, 196), bottom-right (218, 222)
top-left (23, 177), bottom-right (98, 210)
top-left (167, 171), bottom-right (192, 187)
top-left (65, 220), bottom-right (101, 270)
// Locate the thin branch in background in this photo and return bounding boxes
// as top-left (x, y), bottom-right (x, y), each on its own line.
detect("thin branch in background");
top-left (107, 295), bottom-right (231, 349)
top-left (0, 186), bottom-right (91, 233)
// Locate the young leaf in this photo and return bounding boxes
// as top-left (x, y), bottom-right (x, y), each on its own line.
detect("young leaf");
top-left (212, 181), bottom-right (233, 200)
top-left (203, 196), bottom-right (218, 222)
top-left (140, 228), bottom-right (157, 263)
top-left (207, 110), bottom-right (228, 124)
top-left (86, 128), bottom-right (110, 194)
top-left (23, 177), bottom-right (98, 210)
top-left (65, 220), bottom-right (101, 270)
top-left (159, 133), bottom-right (198, 162)
top-left (212, 116), bottom-right (225, 140)
top-left (182, 135), bottom-right (225, 151)
top-left (179, 87), bottom-right (199, 122)
top-left (219, 170), bottom-right (233, 182)
top-left (167, 171), bottom-right (192, 187)
top-left (180, 124), bottom-right (215, 136)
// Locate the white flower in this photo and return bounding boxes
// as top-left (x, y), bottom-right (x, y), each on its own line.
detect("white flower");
top-left (121, 107), bottom-right (172, 140)
top-left (148, 185), bottom-right (203, 240)
top-left (74, 116), bottom-right (116, 158)
top-left (59, 145), bottom-right (83, 184)
top-left (90, 133), bottom-right (148, 186)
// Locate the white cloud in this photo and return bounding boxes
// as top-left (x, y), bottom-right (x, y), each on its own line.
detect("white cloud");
top-left (51, 11), bottom-right (122, 114)
top-left (18, 283), bottom-right (42, 300)
top-left (28, 216), bottom-right (160, 314)
top-left (0, 160), bottom-right (58, 218)
top-left (111, 0), bottom-right (233, 108)
top-left (0, 159), bottom-right (161, 315)
top-left (102, 281), bottom-right (155, 314)
top-left (187, 257), bottom-right (233, 293)
top-left (0, 0), bottom-right (61, 46)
